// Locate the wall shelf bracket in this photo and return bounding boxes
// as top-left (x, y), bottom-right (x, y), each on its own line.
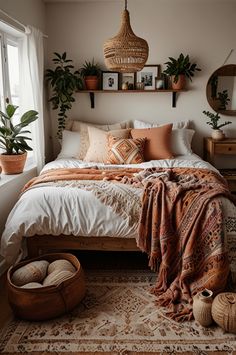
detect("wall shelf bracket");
top-left (89, 92), bottom-right (95, 108)
top-left (172, 92), bottom-right (177, 108)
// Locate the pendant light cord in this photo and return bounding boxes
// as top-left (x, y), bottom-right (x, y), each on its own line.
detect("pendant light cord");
top-left (125, 0), bottom-right (127, 10)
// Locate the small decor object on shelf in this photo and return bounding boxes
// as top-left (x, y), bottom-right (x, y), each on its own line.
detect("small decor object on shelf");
top-left (136, 65), bottom-right (160, 90)
top-left (203, 110), bottom-right (232, 140)
top-left (212, 292), bottom-right (236, 334)
top-left (163, 53), bottom-right (201, 90)
top-left (155, 77), bottom-right (164, 89)
top-left (192, 289), bottom-right (213, 327)
top-left (45, 52), bottom-right (83, 139)
top-left (103, 0), bottom-right (149, 73)
top-left (121, 72), bottom-right (135, 90)
top-left (0, 98), bottom-right (38, 174)
top-left (102, 71), bottom-right (119, 90)
top-left (80, 59), bottom-right (101, 90)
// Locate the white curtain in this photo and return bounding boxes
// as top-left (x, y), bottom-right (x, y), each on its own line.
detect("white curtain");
top-left (18, 25), bottom-right (45, 173)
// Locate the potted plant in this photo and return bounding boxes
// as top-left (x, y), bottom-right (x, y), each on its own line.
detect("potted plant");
top-left (80, 59), bottom-right (101, 90)
top-left (203, 110), bottom-right (231, 140)
top-left (163, 53), bottom-right (201, 90)
top-left (45, 52), bottom-right (83, 139)
top-left (0, 99), bottom-right (38, 174)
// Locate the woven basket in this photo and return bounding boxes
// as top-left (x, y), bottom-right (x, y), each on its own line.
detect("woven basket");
top-left (104, 9), bottom-right (149, 73)
top-left (211, 292), bottom-right (236, 333)
top-left (7, 253), bottom-right (86, 321)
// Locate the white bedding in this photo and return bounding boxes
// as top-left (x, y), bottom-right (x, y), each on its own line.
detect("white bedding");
top-left (1, 154), bottom-right (236, 266)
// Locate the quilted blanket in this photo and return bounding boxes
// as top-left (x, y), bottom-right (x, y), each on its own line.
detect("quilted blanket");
top-left (22, 166), bottom-right (235, 321)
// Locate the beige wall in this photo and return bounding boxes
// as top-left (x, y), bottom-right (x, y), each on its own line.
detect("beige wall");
top-left (45, 0), bottom-right (236, 166)
top-left (0, 0), bottom-right (46, 33)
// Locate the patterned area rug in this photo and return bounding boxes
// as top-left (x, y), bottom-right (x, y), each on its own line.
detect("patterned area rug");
top-left (1, 270), bottom-right (236, 354)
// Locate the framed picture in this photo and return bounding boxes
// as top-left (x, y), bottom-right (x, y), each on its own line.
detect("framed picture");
top-left (120, 73), bottom-right (136, 90)
top-left (102, 71), bottom-right (119, 90)
top-left (136, 65), bottom-right (161, 90)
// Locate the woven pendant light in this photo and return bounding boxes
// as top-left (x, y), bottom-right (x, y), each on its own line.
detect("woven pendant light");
top-left (104, 0), bottom-right (149, 73)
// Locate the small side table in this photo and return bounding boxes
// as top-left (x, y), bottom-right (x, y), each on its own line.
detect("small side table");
top-left (203, 137), bottom-right (236, 193)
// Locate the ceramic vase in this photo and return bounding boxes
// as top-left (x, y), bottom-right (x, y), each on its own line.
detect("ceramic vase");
top-left (171, 74), bottom-right (186, 90)
top-left (193, 289), bottom-right (213, 326)
top-left (211, 129), bottom-right (225, 140)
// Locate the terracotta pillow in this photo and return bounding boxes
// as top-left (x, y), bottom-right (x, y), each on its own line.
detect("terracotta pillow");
top-left (131, 124), bottom-right (173, 160)
top-left (107, 136), bottom-right (146, 164)
top-left (84, 126), bottom-right (131, 163)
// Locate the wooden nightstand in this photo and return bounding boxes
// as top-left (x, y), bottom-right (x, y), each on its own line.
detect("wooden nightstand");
top-left (203, 137), bottom-right (236, 193)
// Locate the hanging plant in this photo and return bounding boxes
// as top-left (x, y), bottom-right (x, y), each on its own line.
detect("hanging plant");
top-left (45, 52), bottom-right (83, 138)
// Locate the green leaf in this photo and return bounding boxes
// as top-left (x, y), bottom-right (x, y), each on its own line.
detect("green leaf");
top-left (20, 110), bottom-right (38, 126)
top-left (6, 104), bottom-right (18, 118)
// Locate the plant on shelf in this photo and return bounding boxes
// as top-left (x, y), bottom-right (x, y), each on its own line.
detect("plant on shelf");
top-left (45, 52), bottom-right (83, 139)
top-left (80, 59), bottom-right (101, 90)
top-left (163, 53), bottom-right (201, 90)
top-left (203, 110), bottom-right (232, 140)
top-left (0, 98), bottom-right (38, 174)
top-left (218, 89), bottom-right (230, 110)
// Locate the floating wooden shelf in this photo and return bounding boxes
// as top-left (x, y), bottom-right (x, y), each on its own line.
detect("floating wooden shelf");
top-left (77, 89), bottom-right (187, 109)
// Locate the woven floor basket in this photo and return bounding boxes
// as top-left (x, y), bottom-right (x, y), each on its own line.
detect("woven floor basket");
top-left (7, 253), bottom-right (86, 321)
top-left (211, 292), bottom-right (236, 333)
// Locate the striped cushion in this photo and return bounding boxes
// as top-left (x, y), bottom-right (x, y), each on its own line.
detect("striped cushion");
top-left (107, 136), bottom-right (146, 164)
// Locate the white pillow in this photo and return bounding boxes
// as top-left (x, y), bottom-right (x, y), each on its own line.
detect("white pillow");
top-left (171, 129), bottom-right (195, 156)
top-left (57, 130), bottom-right (81, 159)
top-left (133, 119), bottom-right (190, 129)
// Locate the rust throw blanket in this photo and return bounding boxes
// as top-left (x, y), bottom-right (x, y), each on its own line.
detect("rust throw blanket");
top-left (23, 167), bottom-right (235, 321)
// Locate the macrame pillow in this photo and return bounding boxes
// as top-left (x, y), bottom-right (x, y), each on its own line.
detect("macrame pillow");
top-left (107, 136), bottom-right (146, 164)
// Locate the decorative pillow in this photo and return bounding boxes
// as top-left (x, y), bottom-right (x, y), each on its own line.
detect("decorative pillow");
top-left (71, 120), bottom-right (131, 159)
top-left (133, 119), bottom-right (190, 129)
top-left (57, 130), bottom-right (80, 159)
top-left (107, 136), bottom-right (146, 164)
top-left (171, 129), bottom-right (195, 156)
top-left (84, 127), bottom-right (131, 163)
top-left (131, 124), bottom-right (173, 161)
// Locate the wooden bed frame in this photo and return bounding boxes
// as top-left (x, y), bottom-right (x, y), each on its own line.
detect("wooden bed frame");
top-left (26, 235), bottom-right (139, 258)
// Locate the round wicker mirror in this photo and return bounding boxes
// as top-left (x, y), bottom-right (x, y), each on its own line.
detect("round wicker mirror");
top-left (206, 64), bottom-right (236, 116)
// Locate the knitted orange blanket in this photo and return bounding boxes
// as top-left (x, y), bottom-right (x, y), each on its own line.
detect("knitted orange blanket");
top-left (135, 167), bottom-right (233, 321)
top-left (23, 166), bottom-right (234, 321)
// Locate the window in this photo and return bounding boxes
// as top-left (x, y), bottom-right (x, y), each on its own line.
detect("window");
top-left (0, 26), bottom-right (33, 164)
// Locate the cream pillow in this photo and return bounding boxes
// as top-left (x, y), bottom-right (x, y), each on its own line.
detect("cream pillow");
top-left (171, 129), bottom-right (195, 156)
top-left (84, 126), bottom-right (131, 163)
top-left (57, 130), bottom-right (80, 159)
top-left (133, 119), bottom-right (190, 129)
top-left (71, 120), bottom-right (131, 159)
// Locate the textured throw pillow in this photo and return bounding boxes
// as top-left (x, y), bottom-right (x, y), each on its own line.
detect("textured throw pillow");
top-left (57, 130), bottom-right (81, 159)
top-left (131, 124), bottom-right (173, 161)
top-left (133, 119), bottom-right (190, 129)
top-left (84, 126), bottom-right (131, 163)
top-left (171, 129), bottom-right (195, 156)
top-left (71, 120), bottom-right (131, 159)
top-left (107, 136), bottom-right (146, 164)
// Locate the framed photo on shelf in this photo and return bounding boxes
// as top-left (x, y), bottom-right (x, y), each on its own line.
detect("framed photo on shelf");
top-left (102, 72), bottom-right (119, 90)
top-left (136, 65), bottom-right (161, 90)
top-left (120, 73), bottom-right (136, 90)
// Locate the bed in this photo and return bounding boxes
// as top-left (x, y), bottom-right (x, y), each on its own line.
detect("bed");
top-left (1, 120), bottom-right (236, 320)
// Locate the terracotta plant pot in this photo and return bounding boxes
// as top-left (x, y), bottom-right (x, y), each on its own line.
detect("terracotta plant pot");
top-left (84, 76), bottom-right (99, 90)
top-left (171, 74), bottom-right (186, 90)
top-left (0, 152), bottom-right (27, 174)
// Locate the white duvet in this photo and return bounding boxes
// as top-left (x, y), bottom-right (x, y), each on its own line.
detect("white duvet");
top-left (1, 154), bottom-right (236, 265)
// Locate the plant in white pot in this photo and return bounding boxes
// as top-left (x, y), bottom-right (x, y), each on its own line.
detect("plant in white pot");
top-left (203, 110), bottom-right (231, 140)
top-left (0, 99), bottom-right (38, 174)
